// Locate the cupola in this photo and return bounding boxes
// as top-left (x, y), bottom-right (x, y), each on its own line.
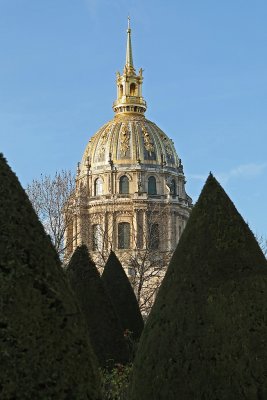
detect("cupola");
top-left (113, 17), bottom-right (147, 115)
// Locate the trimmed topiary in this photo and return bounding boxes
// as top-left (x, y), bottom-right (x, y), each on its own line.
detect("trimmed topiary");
top-left (66, 245), bottom-right (129, 368)
top-left (0, 154), bottom-right (101, 400)
top-left (129, 174), bottom-right (267, 400)
top-left (102, 251), bottom-right (143, 341)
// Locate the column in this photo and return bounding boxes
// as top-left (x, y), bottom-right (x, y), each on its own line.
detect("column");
top-left (76, 212), bottom-right (82, 246)
top-left (143, 210), bottom-right (147, 249)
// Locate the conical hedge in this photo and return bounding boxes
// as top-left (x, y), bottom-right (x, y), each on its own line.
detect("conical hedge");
top-left (0, 154), bottom-right (101, 400)
top-left (129, 174), bottom-right (267, 400)
top-left (102, 251), bottom-right (143, 341)
top-left (66, 245), bottom-right (129, 368)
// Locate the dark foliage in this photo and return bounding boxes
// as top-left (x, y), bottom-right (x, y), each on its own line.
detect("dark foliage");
top-left (129, 174), bottom-right (267, 400)
top-left (101, 363), bottom-right (132, 400)
top-left (0, 154), bottom-right (101, 400)
top-left (66, 245), bottom-right (129, 368)
top-left (102, 251), bottom-right (143, 341)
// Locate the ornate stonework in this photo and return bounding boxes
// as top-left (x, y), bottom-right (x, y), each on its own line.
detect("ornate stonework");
top-left (120, 124), bottom-right (131, 156)
top-left (142, 124), bottom-right (155, 154)
top-left (65, 19), bottom-right (192, 311)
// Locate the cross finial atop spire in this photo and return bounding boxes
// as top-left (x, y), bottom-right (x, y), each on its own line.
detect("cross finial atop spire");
top-left (125, 16), bottom-right (134, 70)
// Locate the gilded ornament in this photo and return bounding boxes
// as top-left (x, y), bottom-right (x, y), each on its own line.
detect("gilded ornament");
top-left (159, 135), bottom-right (173, 157)
top-left (98, 125), bottom-right (113, 157)
top-left (120, 124), bottom-right (130, 155)
top-left (99, 145), bottom-right (105, 157)
top-left (165, 142), bottom-right (173, 156)
top-left (142, 124), bottom-right (155, 153)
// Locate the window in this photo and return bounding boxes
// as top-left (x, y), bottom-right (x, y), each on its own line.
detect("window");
top-left (92, 224), bottom-right (102, 251)
top-left (148, 176), bottom-right (157, 195)
top-left (94, 178), bottom-right (103, 196)
top-left (119, 84), bottom-right (123, 97)
top-left (149, 223), bottom-right (160, 249)
top-left (130, 83), bottom-right (136, 96)
top-left (119, 175), bottom-right (129, 194)
top-left (118, 222), bottom-right (130, 249)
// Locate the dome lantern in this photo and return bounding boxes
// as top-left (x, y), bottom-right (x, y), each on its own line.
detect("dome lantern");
top-left (113, 17), bottom-right (147, 115)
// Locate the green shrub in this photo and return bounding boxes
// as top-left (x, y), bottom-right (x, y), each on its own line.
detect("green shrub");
top-left (0, 154), bottom-right (101, 399)
top-left (66, 245), bottom-right (129, 368)
top-left (102, 251), bottom-right (144, 342)
top-left (129, 174), bottom-right (267, 400)
top-left (101, 363), bottom-right (132, 400)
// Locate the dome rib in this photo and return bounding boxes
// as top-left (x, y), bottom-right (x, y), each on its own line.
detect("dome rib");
top-left (80, 116), bottom-right (179, 173)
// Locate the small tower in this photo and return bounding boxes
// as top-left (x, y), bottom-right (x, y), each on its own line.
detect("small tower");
top-left (113, 17), bottom-right (147, 115)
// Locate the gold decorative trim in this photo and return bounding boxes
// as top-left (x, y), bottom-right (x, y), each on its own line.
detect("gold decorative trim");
top-left (98, 125), bottom-right (113, 157)
top-left (120, 124), bottom-right (131, 155)
top-left (142, 124), bottom-right (155, 154)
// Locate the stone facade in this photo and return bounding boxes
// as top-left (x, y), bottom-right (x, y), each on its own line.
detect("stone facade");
top-left (65, 20), bottom-right (192, 301)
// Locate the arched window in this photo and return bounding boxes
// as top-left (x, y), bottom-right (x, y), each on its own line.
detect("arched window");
top-left (94, 178), bottom-right (103, 196)
top-left (148, 176), bottom-right (157, 195)
top-left (130, 83), bottom-right (136, 96)
top-left (118, 222), bottom-right (130, 249)
top-left (149, 223), bottom-right (160, 249)
top-left (119, 175), bottom-right (129, 194)
top-left (92, 224), bottom-right (102, 251)
top-left (119, 84), bottom-right (123, 97)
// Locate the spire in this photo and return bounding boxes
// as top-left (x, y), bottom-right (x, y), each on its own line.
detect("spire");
top-left (113, 18), bottom-right (147, 115)
top-left (126, 16), bottom-right (134, 70)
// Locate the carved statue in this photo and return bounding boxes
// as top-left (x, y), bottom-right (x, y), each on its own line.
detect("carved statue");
top-left (166, 176), bottom-right (175, 195)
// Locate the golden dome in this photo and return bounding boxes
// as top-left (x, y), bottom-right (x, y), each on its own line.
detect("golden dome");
top-left (81, 114), bottom-right (179, 172)
top-left (66, 19), bottom-right (192, 277)
top-left (80, 18), bottom-right (180, 174)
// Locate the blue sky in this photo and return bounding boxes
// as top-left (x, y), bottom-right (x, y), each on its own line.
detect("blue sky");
top-left (0, 0), bottom-right (266, 237)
